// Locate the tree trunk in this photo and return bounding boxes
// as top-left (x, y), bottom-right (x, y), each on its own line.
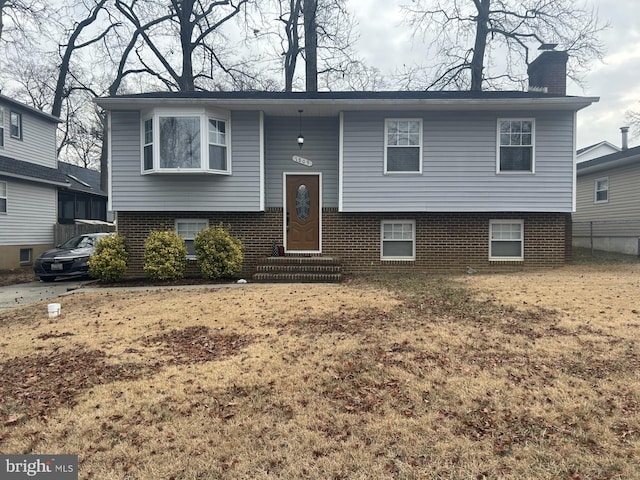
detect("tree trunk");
top-left (303, 0), bottom-right (317, 92)
top-left (178, 0), bottom-right (195, 91)
top-left (470, 0), bottom-right (490, 91)
top-left (284, 0), bottom-right (302, 92)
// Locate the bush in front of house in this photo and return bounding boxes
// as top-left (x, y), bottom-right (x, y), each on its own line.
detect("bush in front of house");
top-left (143, 230), bottom-right (187, 281)
top-left (88, 234), bottom-right (129, 282)
top-left (194, 224), bottom-right (244, 280)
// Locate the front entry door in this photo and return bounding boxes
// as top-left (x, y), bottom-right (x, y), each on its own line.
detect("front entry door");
top-left (285, 174), bottom-right (320, 252)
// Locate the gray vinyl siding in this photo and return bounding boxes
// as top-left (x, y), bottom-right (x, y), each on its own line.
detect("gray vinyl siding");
top-left (574, 162), bottom-right (640, 233)
top-left (111, 110), bottom-right (262, 212)
top-left (265, 116), bottom-right (339, 208)
top-left (0, 177), bottom-right (56, 245)
top-left (0, 102), bottom-right (57, 168)
top-left (341, 110), bottom-right (575, 213)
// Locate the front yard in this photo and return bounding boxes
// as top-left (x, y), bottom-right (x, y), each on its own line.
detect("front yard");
top-left (1, 264), bottom-right (639, 479)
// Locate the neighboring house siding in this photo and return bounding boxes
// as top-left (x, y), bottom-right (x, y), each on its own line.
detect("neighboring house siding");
top-left (265, 116), bottom-right (339, 209)
top-left (575, 163), bottom-right (640, 223)
top-left (341, 110), bottom-right (574, 213)
top-left (111, 110), bottom-right (262, 212)
top-left (0, 102), bottom-right (57, 168)
top-left (574, 163), bottom-right (640, 243)
top-left (0, 178), bottom-right (56, 244)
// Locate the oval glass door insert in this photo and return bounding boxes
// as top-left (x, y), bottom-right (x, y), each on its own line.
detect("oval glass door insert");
top-left (296, 184), bottom-right (311, 220)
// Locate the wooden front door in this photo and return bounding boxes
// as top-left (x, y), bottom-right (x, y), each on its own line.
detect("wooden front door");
top-left (285, 174), bottom-right (320, 252)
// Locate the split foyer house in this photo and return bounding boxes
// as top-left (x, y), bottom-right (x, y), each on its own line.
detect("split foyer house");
top-left (97, 51), bottom-right (598, 278)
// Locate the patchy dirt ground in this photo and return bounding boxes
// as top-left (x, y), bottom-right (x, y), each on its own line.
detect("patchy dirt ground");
top-left (0, 265), bottom-right (639, 479)
top-left (458, 263), bottom-right (640, 328)
top-left (0, 269), bottom-right (36, 287)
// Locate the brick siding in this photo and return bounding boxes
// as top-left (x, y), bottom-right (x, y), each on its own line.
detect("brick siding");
top-left (117, 210), bottom-right (571, 277)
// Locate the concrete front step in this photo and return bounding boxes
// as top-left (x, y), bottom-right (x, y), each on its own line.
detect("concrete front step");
top-left (252, 256), bottom-right (342, 283)
top-left (252, 272), bottom-right (342, 283)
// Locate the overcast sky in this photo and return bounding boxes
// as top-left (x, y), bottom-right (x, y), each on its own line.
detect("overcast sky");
top-left (346, 0), bottom-right (640, 150)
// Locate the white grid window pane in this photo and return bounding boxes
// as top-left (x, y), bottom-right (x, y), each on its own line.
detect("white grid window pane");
top-left (177, 221), bottom-right (208, 239)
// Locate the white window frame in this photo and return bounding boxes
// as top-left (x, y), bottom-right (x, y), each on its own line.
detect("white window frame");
top-left (0, 180), bottom-right (6, 214)
top-left (0, 107), bottom-right (4, 147)
top-left (141, 107), bottom-right (231, 175)
top-left (384, 118), bottom-right (423, 174)
top-left (10, 110), bottom-right (22, 140)
top-left (489, 219), bottom-right (524, 261)
top-left (175, 219), bottom-right (209, 260)
top-left (380, 220), bottom-right (416, 261)
top-left (594, 177), bottom-right (609, 204)
top-left (496, 118), bottom-right (535, 174)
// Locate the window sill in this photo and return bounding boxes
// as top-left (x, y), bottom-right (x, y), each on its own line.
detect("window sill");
top-left (489, 258), bottom-right (524, 262)
top-left (384, 172), bottom-right (422, 176)
top-left (142, 169), bottom-right (231, 176)
top-left (381, 258), bottom-right (416, 262)
top-left (496, 171), bottom-right (535, 175)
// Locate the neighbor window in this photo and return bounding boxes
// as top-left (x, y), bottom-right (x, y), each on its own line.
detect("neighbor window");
top-left (489, 220), bottom-right (524, 261)
top-left (498, 119), bottom-right (534, 173)
top-left (19, 248), bottom-right (32, 265)
top-left (0, 107), bottom-right (4, 147)
top-left (595, 177), bottom-right (609, 203)
top-left (142, 109), bottom-right (230, 174)
top-left (0, 181), bottom-right (6, 213)
top-left (176, 219), bottom-right (208, 259)
top-left (381, 220), bottom-right (416, 260)
top-left (10, 111), bottom-right (22, 140)
top-left (385, 119), bottom-right (422, 173)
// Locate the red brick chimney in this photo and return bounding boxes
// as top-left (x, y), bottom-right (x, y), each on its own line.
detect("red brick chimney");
top-left (528, 50), bottom-right (569, 95)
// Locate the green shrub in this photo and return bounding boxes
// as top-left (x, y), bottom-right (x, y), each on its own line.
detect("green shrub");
top-left (143, 230), bottom-right (187, 281)
top-left (194, 225), bottom-right (244, 280)
top-left (88, 234), bottom-right (129, 282)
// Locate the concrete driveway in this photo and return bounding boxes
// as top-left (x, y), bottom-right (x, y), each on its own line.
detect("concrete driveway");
top-left (0, 279), bottom-right (94, 312)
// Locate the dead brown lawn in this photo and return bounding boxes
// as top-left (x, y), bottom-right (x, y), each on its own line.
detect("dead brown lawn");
top-left (0, 267), bottom-right (639, 479)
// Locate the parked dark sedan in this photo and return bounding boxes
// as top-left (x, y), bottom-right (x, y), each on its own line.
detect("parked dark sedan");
top-left (33, 233), bottom-right (113, 282)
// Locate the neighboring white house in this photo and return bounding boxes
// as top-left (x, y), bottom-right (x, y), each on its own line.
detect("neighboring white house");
top-left (0, 94), bottom-right (65, 269)
top-left (576, 141), bottom-right (620, 163)
top-left (573, 145), bottom-right (640, 255)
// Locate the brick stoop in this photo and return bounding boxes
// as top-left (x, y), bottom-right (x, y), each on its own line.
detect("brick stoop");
top-left (252, 256), bottom-right (342, 283)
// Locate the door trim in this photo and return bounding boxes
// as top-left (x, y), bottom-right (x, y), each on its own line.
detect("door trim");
top-left (283, 172), bottom-right (322, 254)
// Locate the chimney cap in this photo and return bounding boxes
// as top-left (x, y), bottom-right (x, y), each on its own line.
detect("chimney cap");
top-left (539, 43), bottom-right (558, 51)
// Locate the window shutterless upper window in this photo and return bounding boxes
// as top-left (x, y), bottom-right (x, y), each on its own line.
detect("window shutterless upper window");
top-left (497, 119), bottom-right (534, 173)
top-left (489, 220), bottom-right (524, 261)
top-left (594, 177), bottom-right (609, 203)
top-left (141, 109), bottom-right (230, 174)
top-left (381, 220), bottom-right (416, 260)
top-left (384, 119), bottom-right (422, 174)
top-left (0, 181), bottom-right (7, 214)
top-left (10, 111), bottom-right (22, 140)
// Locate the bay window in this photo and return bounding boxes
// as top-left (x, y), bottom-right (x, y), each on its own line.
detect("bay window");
top-left (142, 108), bottom-right (230, 174)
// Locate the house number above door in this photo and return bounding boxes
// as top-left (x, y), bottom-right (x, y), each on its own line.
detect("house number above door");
top-left (296, 184), bottom-right (311, 220)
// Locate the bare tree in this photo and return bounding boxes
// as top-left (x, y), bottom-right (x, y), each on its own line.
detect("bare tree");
top-left (115, 0), bottom-right (257, 92)
top-left (0, 0), bottom-right (47, 43)
top-left (402, 0), bottom-right (607, 91)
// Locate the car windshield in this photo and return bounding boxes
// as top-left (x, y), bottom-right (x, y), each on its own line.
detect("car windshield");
top-left (60, 235), bottom-right (96, 249)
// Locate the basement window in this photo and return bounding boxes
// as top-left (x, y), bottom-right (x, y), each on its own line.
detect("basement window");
top-left (381, 220), bottom-right (416, 260)
top-left (176, 219), bottom-right (208, 259)
top-left (489, 220), bottom-right (524, 261)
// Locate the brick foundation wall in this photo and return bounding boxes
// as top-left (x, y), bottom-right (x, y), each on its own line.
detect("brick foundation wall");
top-left (117, 210), bottom-right (571, 277)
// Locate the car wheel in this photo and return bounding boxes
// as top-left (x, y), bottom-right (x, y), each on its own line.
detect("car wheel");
top-left (40, 277), bottom-right (56, 282)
